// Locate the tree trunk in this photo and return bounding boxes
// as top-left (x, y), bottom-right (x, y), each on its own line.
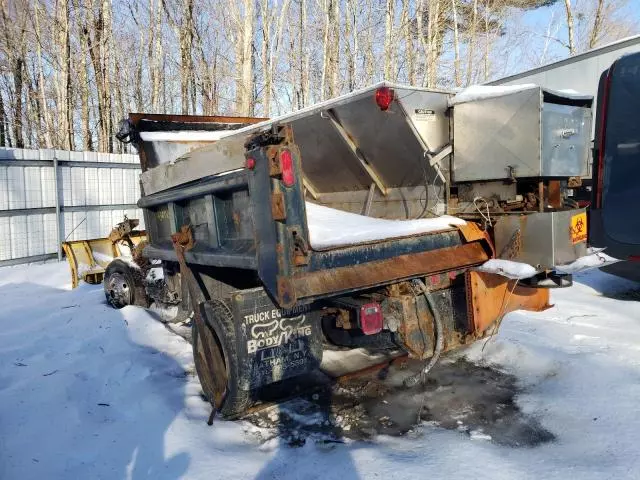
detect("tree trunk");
top-left (34, 4), bottom-right (52, 148)
top-left (260, 0), bottom-right (272, 116)
top-left (417, 0), bottom-right (429, 86)
top-left (242, 0), bottom-right (255, 115)
top-left (345, 0), bottom-right (358, 91)
top-left (383, 0), bottom-right (395, 80)
top-left (64, 0), bottom-right (73, 150)
top-left (563, 0), bottom-right (575, 55)
top-left (233, 0), bottom-right (254, 115)
top-left (401, 0), bottom-right (415, 85)
top-left (427, 0), bottom-right (441, 88)
top-left (149, 0), bottom-right (162, 112)
top-left (483, 1), bottom-right (490, 81)
top-left (74, 0), bottom-right (93, 151)
top-left (466, 0), bottom-right (478, 86)
top-left (589, 0), bottom-right (605, 49)
top-left (451, 0), bottom-right (460, 86)
top-left (0, 92), bottom-right (5, 147)
top-left (320, 0), bottom-right (330, 100)
top-left (297, 0), bottom-right (310, 108)
top-left (13, 57), bottom-right (24, 149)
top-left (85, 0), bottom-right (114, 152)
top-left (180, 0), bottom-right (194, 115)
top-left (268, 0), bottom-right (290, 114)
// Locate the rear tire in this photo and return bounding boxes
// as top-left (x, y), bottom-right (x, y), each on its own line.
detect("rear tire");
top-left (192, 299), bottom-right (250, 419)
top-left (104, 259), bottom-right (148, 309)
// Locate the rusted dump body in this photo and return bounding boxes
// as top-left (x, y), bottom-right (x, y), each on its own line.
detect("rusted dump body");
top-left (130, 118), bottom-right (549, 350)
top-left (119, 102), bottom-right (560, 414)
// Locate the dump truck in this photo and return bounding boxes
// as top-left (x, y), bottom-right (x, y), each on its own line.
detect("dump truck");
top-left (108, 85), bottom-right (593, 418)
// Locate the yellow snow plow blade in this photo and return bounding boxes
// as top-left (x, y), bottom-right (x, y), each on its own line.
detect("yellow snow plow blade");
top-left (62, 219), bottom-right (147, 288)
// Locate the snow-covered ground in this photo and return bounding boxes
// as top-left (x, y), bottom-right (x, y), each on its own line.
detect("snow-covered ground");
top-left (1, 262), bottom-right (640, 479)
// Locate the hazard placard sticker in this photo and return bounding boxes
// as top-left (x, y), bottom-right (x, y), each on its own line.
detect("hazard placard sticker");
top-left (570, 212), bottom-right (587, 244)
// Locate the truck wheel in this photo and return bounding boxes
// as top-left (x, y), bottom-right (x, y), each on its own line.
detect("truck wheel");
top-left (104, 259), bottom-right (148, 309)
top-left (192, 300), bottom-right (250, 419)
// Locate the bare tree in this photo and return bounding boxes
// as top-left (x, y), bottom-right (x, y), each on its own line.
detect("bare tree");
top-left (451, 0), bottom-right (461, 86)
top-left (589, 0), bottom-right (605, 48)
top-left (563, 0), bottom-right (576, 54)
top-left (2, 0), bottom-right (635, 153)
top-left (400, 0), bottom-right (415, 84)
top-left (383, 0), bottom-right (396, 80)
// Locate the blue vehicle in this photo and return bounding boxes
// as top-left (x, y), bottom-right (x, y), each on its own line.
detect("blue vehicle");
top-left (590, 52), bottom-right (640, 279)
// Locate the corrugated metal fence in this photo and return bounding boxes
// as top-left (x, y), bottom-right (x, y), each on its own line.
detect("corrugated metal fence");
top-left (0, 147), bottom-right (145, 267)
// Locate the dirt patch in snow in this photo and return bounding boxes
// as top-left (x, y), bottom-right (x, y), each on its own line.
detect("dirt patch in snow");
top-left (244, 357), bottom-right (554, 448)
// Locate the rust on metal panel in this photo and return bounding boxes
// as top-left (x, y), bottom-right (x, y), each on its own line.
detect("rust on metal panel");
top-left (568, 176), bottom-right (582, 188)
top-left (171, 225), bottom-right (196, 250)
top-left (271, 192), bottom-right (286, 221)
top-left (548, 180), bottom-right (562, 208)
top-left (291, 242), bottom-right (489, 302)
top-left (466, 270), bottom-right (550, 334)
top-left (138, 146), bottom-right (151, 174)
top-left (498, 228), bottom-right (522, 260)
top-left (538, 180), bottom-right (545, 213)
top-left (456, 222), bottom-right (495, 257)
top-left (394, 294), bottom-right (435, 360)
top-left (266, 146), bottom-right (281, 177)
top-left (277, 276), bottom-right (297, 309)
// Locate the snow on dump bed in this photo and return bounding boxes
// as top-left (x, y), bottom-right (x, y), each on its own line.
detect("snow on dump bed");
top-left (305, 202), bottom-right (466, 250)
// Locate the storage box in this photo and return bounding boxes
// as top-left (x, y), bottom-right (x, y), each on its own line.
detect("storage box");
top-left (452, 86), bottom-right (592, 182)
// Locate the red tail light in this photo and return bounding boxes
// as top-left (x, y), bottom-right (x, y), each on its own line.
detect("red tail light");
top-left (595, 69), bottom-right (612, 209)
top-left (280, 149), bottom-right (295, 187)
top-left (359, 302), bottom-right (383, 335)
top-left (375, 86), bottom-right (395, 111)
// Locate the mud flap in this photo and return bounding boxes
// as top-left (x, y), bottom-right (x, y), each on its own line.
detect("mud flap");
top-left (230, 288), bottom-right (323, 390)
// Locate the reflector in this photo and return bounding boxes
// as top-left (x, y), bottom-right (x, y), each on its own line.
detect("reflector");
top-left (375, 86), bottom-right (394, 111)
top-left (280, 149), bottom-right (295, 187)
top-left (359, 302), bottom-right (383, 335)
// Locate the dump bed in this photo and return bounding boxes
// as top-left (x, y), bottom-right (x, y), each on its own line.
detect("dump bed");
top-left (137, 158), bottom-right (490, 309)
top-left (125, 92), bottom-right (494, 308)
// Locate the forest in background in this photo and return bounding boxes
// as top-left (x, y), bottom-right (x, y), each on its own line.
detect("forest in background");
top-left (0, 0), bottom-right (637, 152)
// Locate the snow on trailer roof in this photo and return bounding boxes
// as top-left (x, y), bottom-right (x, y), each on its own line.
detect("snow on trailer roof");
top-left (449, 84), bottom-right (593, 105)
